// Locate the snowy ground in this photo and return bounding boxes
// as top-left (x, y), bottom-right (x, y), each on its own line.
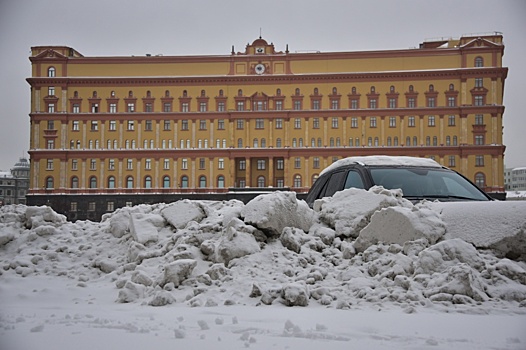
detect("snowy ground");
top-left (1, 188), bottom-right (526, 349)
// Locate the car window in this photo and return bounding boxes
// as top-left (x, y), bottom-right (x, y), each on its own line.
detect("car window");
top-left (344, 170), bottom-right (365, 189)
top-left (322, 171), bottom-right (347, 197)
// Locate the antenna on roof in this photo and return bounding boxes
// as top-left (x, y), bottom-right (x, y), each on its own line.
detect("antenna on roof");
top-left (259, 28), bottom-right (262, 39)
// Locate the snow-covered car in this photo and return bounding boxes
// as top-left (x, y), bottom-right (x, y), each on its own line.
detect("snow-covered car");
top-left (306, 155), bottom-right (492, 207)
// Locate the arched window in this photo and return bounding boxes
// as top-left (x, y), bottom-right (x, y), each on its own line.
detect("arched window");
top-left (237, 138), bottom-right (243, 148)
top-left (257, 176), bottom-right (265, 188)
top-left (406, 136), bottom-right (411, 146)
top-left (317, 138), bottom-right (322, 147)
top-left (276, 138), bottom-right (282, 148)
top-left (108, 176), bottom-right (115, 189)
top-left (253, 138), bottom-right (258, 148)
top-left (429, 84), bottom-right (434, 92)
top-left (368, 137), bottom-right (372, 147)
top-left (449, 84), bottom-right (455, 91)
top-left (475, 173), bottom-right (486, 188)
top-left (332, 87), bottom-right (337, 94)
top-left (352, 87), bottom-right (356, 94)
top-left (165, 90), bottom-right (170, 97)
top-left (146, 90), bottom-right (151, 97)
top-left (107, 140), bottom-right (112, 149)
top-left (370, 86), bottom-right (375, 93)
top-left (426, 136), bottom-right (431, 146)
top-left (413, 136), bottom-right (418, 146)
top-left (394, 137), bottom-right (399, 146)
top-left (299, 138), bottom-right (304, 147)
top-left (311, 138), bottom-right (316, 147)
top-left (126, 176), bottom-right (134, 188)
top-left (128, 90), bottom-right (133, 97)
top-left (163, 176), bottom-right (170, 188)
top-left (183, 90), bottom-right (188, 97)
top-left (201, 89), bottom-right (206, 97)
top-left (92, 91), bottom-right (98, 98)
top-left (295, 88), bottom-right (300, 96)
top-left (330, 137), bottom-right (334, 147)
top-left (219, 89), bottom-right (224, 96)
top-left (71, 176), bottom-right (79, 189)
top-left (46, 176), bottom-right (54, 189)
top-left (475, 56), bottom-right (484, 67)
top-left (312, 174), bottom-right (319, 185)
top-left (276, 88), bottom-right (281, 96)
top-left (181, 176), bottom-right (188, 188)
top-left (199, 176), bottom-right (207, 188)
top-left (144, 176), bottom-right (152, 188)
top-left (89, 176), bottom-right (97, 189)
top-left (409, 85), bottom-right (414, 92)
top-left (293, 138), bottom-right (297, 147)
top-left (453, 136), bottom-right (458, 146)
top-left (390, 85), bottom-right (395, 92)
top-left (336, 137), bottom-right (340, 147)
top-left (238, 89), bottom-right (243, 96)
top-left (293, 175), bottom-right (302, 187)
top-left (446, 136), bottom-right (451, 145)
top-left (261, 138), bottom-right (266, 148)
top-left (433, 136), bottom-right (437, 146)
top-left (217, 176), bottom-right (225, 188)
top-left (314, 87), bottom-right (319, 95)
top-left (387, 137), bottom-right (392, 146)
top-left (47, 67), bottom-right (56, 77)
top-left (374, 137), bottom-right (379, 146)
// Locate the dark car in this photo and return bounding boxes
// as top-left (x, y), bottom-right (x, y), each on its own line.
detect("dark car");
top-left (306, 156), bottom-right (492, 208)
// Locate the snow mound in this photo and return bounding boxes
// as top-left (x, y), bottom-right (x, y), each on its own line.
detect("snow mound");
top-left (1, 189), bottom-right (526, 314)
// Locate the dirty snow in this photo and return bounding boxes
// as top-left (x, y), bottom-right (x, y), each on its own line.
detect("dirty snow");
top-left (1, 188), bottom-right (526, 350)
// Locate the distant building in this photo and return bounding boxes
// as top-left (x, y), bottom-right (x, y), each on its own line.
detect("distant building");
top-left (505, 167), bottom-right (526, 191)
top-left (26, 33), bottom-right (507, 221)
top-left (0, 158), bottom-right (30, 205)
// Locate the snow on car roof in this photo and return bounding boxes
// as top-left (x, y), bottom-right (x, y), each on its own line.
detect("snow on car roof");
top-left (320, 155), bottom-right (443, 176)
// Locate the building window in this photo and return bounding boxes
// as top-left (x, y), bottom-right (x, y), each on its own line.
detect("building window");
top-left (47, 67), bottom-right (56, 77)
top-left (475, 57), bottom-right (484, 67)
top-left (48, 86), bottom-right (55, 96)
top-left (257, 159), bottom-right (266, 170)
top-left (369, 99), bottom-right (377, 109)
top-left (370, 117), bottom-right (377, 128)
top-left (127, 103), bottom-right (135, 112)
top-left (448, 115), bottom-right (456, 126)
top-left (46, 159), bottom-right (53, 170)
top-left (237, 138), bottom-right (243, 148)
top-left (217, 119), bottom-right (225, 130)
top-left (145, 159), bottom-right (151, 170)
top-left (389, 116), bottom-right (396, 127)
top-left (276, 159), bottom-right (284, 170)
top-left (217, 176), bottom-right (225, 188)
top-left (71, 159), bottom-right (78, 171)
top-left (449, 156), bottom-right (456, 167)
top-left (46, 139), bottom-right (55, 149)
top-left (218, 158), bottom-right (224, 170)
top-left (127, 121), bottom-right (134, 131)
top-left (408, 116), bottom-right (415, 127)
top-left (199, 120), bottom-right (207, 130)
top-left (181, 102), bottom-right (189, 112)
top-left (275, 100), bottom-right (283, 110)
top-left (126, 176), bottom-right (134, 188)
top-left (475, 135), bottom-right (485, 145)
top-left (276, 138), bottom-right (282, 148)
top-left (331, 118), bottom-right (339, 128)
top-left (474, 96), bottom-right (484, 106)
top-left (106, 201), bottom-right (115, 212)
top-left (108, 176), bottom-right (115, 189)
top-left (89, 176), bottom-right (97, 189)
top-left (70, 202), bottom-right (78, 211)
top-left (448, 97), bottom-right (456, 107)
top-left (90, 159), bottom-right (96, 170)
top-left (407, 98), bottom-right (415, 108)
top-left (256, 119), bottom-right (264, 129)
top-left (126, 159), bottom-right (133, 170)
top-left (475, 173), bottom-right (486, 188)
top-left (162, 176), bottom-right (170, 188)
top-left (275, 118), bottom-right (283, 129)
top-left (108, 159), bottom-right (115, 170)
top-left (312, 100), bottom-right (320, 110)
top-left (313, 157), bottom-right (320, 169)
top-left (47, 103), bottom-right (55, 113)
top-left (239, 159), bottom-right (246, 170)
top-left (199, 176), bottom-right (207, 188)
top-left (351, 117), bottom-right (358, 128)
top-left (293, 100), bottom-right (301, 110)
top-left (181, 176), bottom-right (188, 188)
top-left (237, 119), bottom-right (244, 129)
top-left (293, 175), bottom-right (302, 187)
top-left (199, 158), bottom-right (205, 169)
top-left (88, 202), bottom-right (96, 212)
top-left (182, 158), bottom-right (188, 170)
top-left (475, 114), bottom-right (484, 125)
top-left (144, 176), bottom-right (152, 188)
top-left (294, 157), bottom-right (301, 169)
top-left (144, 120), bottom-right (152, 131)
top-left (294, 118), bottom-right (301, 129)
top-left (427, 97), bottom-right (435, 107)
top-left (217, 102), bottom-right (225, 112)
top-left (428, 116), bottom-right (435, 127)
top-left (331, 100), bottom-right (339, 110)
top-left (476, 155), bottom-right (485, 167)
top-left (237, 101), bottom-right (244, 111)
top-left (475, 78), bottom-right (483, 88)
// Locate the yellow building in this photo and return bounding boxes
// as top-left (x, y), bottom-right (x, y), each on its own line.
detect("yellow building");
top-left (27, 34), bottom-right (507, 220)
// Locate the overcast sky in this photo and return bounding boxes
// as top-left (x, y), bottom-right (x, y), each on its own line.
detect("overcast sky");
top-left (0, 0), bottom-right (524, 172)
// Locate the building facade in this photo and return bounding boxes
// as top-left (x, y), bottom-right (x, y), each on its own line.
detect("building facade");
top-left (505, 167), bottom-right (526, 191)
top-left (0, 158), bottom-right (30, 205)
top-left (27, 33), bottom-right (507, 220)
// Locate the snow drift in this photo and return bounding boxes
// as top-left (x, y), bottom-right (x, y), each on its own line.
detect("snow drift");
top-left (1, 188), bottom-right (526, 312)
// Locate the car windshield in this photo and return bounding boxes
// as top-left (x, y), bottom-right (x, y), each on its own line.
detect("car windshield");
top-left (369, 167), bottom-right (489, 201)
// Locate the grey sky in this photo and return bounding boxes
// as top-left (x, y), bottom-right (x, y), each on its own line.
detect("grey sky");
top-left (1, 0), bottom-right (524, 171)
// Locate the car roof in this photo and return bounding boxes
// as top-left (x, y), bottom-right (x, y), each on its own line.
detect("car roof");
top-left (319, 155), bottom-right (444, 176)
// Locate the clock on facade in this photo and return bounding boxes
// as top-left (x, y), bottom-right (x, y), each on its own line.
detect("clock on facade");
top-left (256, 47), bottom-right (264, 54)
top-left (255, 63), bottom-right (265, 75)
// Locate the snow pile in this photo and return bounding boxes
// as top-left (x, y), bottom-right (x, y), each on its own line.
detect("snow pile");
top-left (1, 189), bottom-right (526, 314)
